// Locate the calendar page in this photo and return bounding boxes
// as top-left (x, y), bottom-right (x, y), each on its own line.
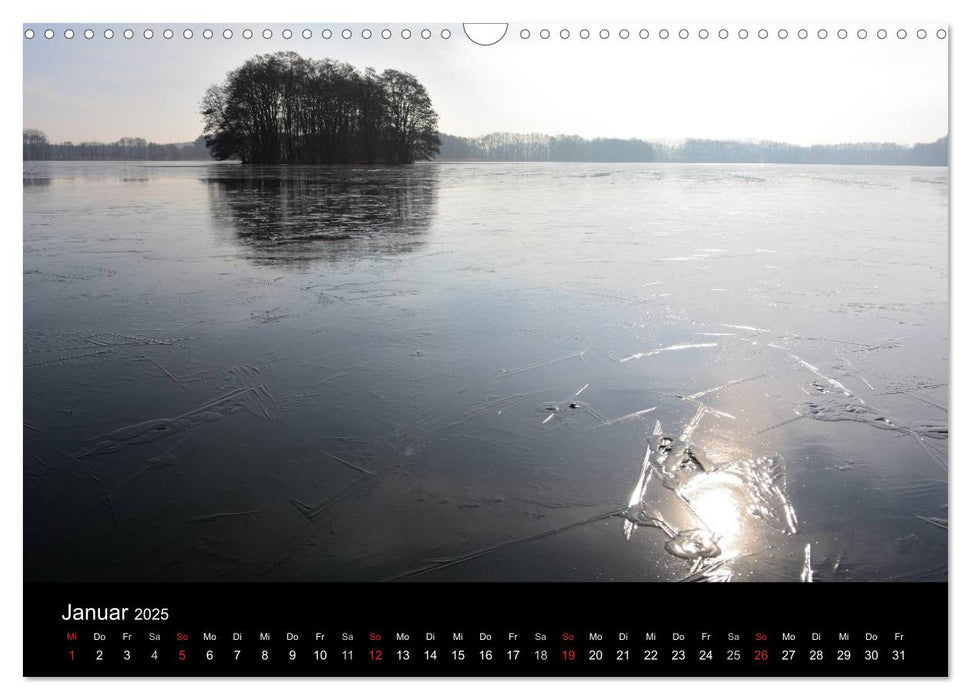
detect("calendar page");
top-left (22, 19), bottom-right (948, 677)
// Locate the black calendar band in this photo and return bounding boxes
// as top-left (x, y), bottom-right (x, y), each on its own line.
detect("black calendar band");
top-left (24, 582), bottom-right (947, 677)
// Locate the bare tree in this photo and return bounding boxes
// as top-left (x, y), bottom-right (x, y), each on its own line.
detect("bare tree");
top-left (23, 129), bottom-right (49, 160)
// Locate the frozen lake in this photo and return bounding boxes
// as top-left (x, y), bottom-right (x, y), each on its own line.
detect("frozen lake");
top-left (23, 161), bottom-right (948, 582)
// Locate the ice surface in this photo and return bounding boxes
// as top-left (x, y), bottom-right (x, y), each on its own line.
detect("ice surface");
top-left (23, 162), bottom-right (948, 582)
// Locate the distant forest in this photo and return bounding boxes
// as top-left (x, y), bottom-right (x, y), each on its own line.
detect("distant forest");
top-left (24, 130), bottom-right (948, 167)
top-left (436, 133), bottom-right (949, 166)
top-left (202, 52), bottom-right (441, 165)
top-left (23, 131), bottom-right (210, 161)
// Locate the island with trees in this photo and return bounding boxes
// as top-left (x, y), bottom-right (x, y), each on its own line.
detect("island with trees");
top-left (201, 52), bottom-right (441, 165)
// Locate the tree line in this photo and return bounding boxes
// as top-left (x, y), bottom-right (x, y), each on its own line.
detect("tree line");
top-left (438, 133), bottom-right (656, 162)
top-left (437, 133), bottom-right (949, 166)
top-left (24, 127), bottom-right (948, 167)
top-left (23, 131), bottom-right (211, 161)
top-left (201, 52), bottom-right (441, 165)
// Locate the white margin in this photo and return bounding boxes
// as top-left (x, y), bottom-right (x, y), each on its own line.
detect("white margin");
top-left (4, 1), bottom-right (966, 699)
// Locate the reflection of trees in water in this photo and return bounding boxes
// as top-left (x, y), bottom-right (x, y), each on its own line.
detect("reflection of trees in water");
top-left (206, 165), bottom-right (439, 266)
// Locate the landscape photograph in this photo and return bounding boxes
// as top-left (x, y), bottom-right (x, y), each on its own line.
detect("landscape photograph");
top-left (23, 23), bottom-right (948, 583)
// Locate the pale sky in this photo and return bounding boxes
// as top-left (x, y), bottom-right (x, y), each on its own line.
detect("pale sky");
top-left (22, 22), bottom-right (949, 146)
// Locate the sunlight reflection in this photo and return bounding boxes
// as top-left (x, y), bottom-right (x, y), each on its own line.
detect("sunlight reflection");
top-left (681, 475), bottom-right (747, 554)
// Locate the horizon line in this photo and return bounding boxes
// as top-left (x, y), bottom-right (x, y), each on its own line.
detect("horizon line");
top-left (24, 130), bottom-right (949, 150)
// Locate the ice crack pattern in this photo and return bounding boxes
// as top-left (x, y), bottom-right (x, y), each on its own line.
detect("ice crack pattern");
top-left (622, 405), bottom-right (800, 582)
